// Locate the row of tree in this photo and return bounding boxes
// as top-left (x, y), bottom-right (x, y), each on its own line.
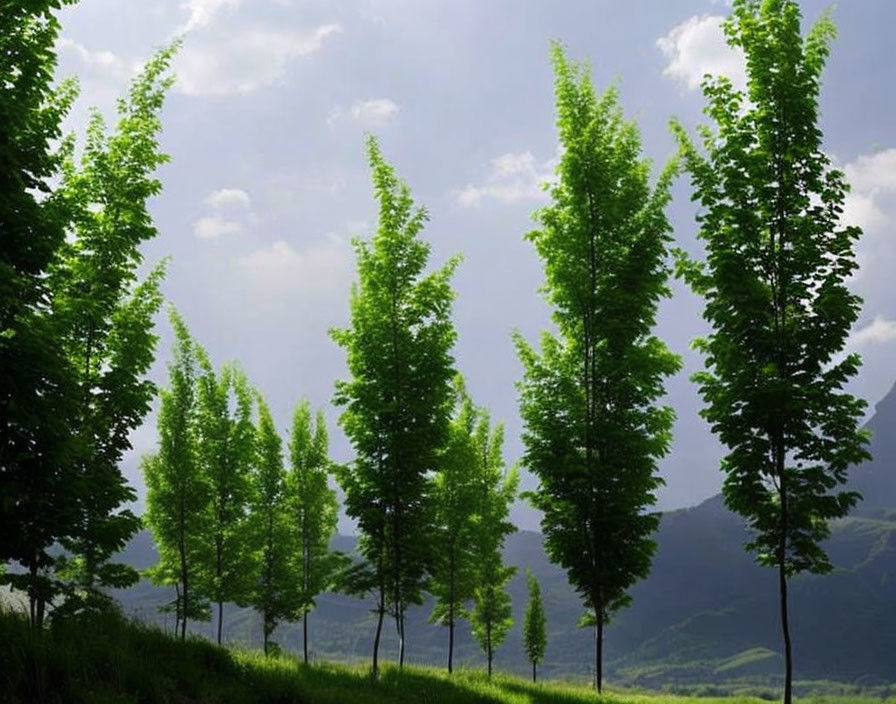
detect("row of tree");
top-left (140, 309), bottom-right (342, 658)
top-left (2, 4), bottom-right (871, 703)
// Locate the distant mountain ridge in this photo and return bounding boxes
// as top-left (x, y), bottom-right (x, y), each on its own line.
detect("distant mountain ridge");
top-left (113, 381), bottom-right (896, 687)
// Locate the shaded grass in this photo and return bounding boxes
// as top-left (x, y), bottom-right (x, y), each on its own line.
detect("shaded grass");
top-left (1, 607), bottom-right (893, 704)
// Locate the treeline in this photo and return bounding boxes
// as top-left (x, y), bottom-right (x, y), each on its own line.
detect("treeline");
top-left (1, 3), bottom-right (872, 702)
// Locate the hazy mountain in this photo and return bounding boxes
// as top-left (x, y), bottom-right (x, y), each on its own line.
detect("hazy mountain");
top-left (112, 382), bottom-right (896, 687)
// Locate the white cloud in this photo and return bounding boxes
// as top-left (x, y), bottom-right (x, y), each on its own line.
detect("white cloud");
top-left (849, 316), bottom-right (896, 348)
top-left (194, 215), bottom-right (243, 239)
top-left (236, 238), bottom-right (351, 292)
top-left (177, 0), bottom-right (240, 34)
top-left (204, 188), bottom-right (251, 209)
top-left (175, 23), bottom-right (342, 96)
top-left (328, 98), bottom-right (400, 128)
top-left (455, 150), bottom-right (557, 207)
top-left (657, 15), bottom-right (746, 91)
top-left (839, 148), bottom-right (896, 234)
top-left (57, 38), bottom-right (133, 81)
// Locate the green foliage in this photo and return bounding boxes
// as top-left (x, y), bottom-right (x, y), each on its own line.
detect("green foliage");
top-left (143, 309), bottom-right (211, 637)
top-left (0, 0), bottom-right (80, 626)
top-left (195, 356), bottom-right (256, 643)
top-left (523, 569), bottom-right (547, 681)
top-left (286, 399), bottom-right (343, 662)
top-left (468, 410), bottom-right (518, 677)
top-left (51, 44), bottom-right (177, 609)
top-left (248, 394), bottom-right (292, 655)
top-left (516, 42), bottom-right (680, 691)
top-left (673, 3), bottom-right (871, 701)
top-left (429, 377), bottom-right (483, 672)
top-left (331, 135), bottom-right (459, 669)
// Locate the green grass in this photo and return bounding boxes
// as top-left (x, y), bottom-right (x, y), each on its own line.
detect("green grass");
top-left (1, 606), bottom-right (893, 704)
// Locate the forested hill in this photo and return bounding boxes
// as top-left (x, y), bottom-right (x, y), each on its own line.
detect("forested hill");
top-left (115, 381), bottom-right (896, 687)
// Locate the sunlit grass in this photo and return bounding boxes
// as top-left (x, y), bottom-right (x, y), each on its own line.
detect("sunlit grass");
top-left (2, 605), bottom-right (893, 704)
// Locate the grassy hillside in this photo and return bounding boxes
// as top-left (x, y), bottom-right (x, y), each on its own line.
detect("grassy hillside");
top-left (3, 607), bottom-right (894, 704)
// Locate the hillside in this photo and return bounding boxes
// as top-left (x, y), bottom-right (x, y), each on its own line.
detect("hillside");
top-left (113, 381), bottom-right (896, 688)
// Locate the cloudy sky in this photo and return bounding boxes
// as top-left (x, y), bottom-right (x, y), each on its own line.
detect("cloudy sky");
top-left (54, 0), bottom-right (896, 531)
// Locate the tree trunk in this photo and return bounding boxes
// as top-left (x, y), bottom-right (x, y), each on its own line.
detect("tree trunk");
top-left (532, 660), bottom-right (537, 683)
top-left (487, 622), bottom-right (493, 678)
top-left (398, 610), bottom-right (406, 668)
top-left (303, 611), bottom-right (309, 664)
top-left (372, 590), bottom-right (385, 678)
top-left (595, 612), bottom-right (604, 693)
top-left (217, 600), bottom-right (224, 645)
top-left (448, 606), bottom-right (455, 674)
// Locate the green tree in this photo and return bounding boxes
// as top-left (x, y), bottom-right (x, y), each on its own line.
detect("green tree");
top-left (515, 44), bottom-right (680, 692)
top-left (250, 394), bottom-right (292, 655)
top-left (331, 136), bottom-right (459, 673)
top-left (469, 413), bottom-right (518, 678)
top-left (672, 3), bottom-right (870, 702)
top-left (428, 377), bottom-right (481, 674)
top-left (195, 358), bottom-right (256, 644)
top-left (143, 309), bottom-right (211, 640)
top-left (51, 46), bottom-right (176, 610)
top-left (287, 400), bottom-right (342, 664)
top-left (0, 0), bottom-right (79, 629)
top-left (523, 568), bottom-right (547, 683)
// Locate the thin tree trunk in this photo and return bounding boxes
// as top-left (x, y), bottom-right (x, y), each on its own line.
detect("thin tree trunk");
top-left (532, 660), bottom-right (537, 683)
top-left (303, 611), bottom-right (309, 664)
top-left (595, 612), bottom-right (604, 693)
top-left (372, 586), bottom-right (385, 678)
top-left (397, 610), bottom-right (406, 668)
top-left (217, 600), bottom-right (224, 645)
top-left (448, 605), bottom-right (455, 674)
top-left (779, 563), bottom-right (792, 704)
top-left (487, 622), bottom-right (493, 677)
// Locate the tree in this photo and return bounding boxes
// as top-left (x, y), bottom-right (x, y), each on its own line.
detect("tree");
top-left (250, 394), bottom-right (292, 656)
top-left (0, 0), bottom-right (79, 629)
top-left (672, 3), bottom-right (870, 702)
top-left (51, 46), bottom-right (176, 610)
top-left (515, 44), bottom-right (680, 692)
top-left (195, 358), bottom-right (256, 644)
top-left (331, 135), bottom-right (459, 673)
top-left (468, 413), bottom-right (518, 678)
top-left (523, 569), bottom-right (547, 683)
top-left (143, 309), bottom-right (211, 640)
top-left (287, 399), bottom-right (342, 664)
top-left (429, 378), bottom-right (481, 674)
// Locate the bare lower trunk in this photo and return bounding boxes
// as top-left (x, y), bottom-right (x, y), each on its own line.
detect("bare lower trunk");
top-left (303, 612), bottom-right (309, 664)
top-left (396, 609), bottom-right (406, 668)
top-left (595, 612), bottom-right (604, 693)
top-left (372, 590), bottom-right (385, 678)
top-left (780, 554), bottom-right (793, 704)
top-left (217, 601), bottom-right (224, 644)
top-left (448, 606), bottom-right (454, 674)
top-left (532, 660), bottom-right (537, 683)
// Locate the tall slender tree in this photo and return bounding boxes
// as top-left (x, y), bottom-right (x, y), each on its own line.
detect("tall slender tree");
top-left (429, 378), bottom-right (481, 674)
top-left (515, 44), bottom-right (681, 692)
top-left (195, 358), bottom-right (256, 644)
top-left (469, 414), bottom-right (518, 678)
top-left (0, 0), bottom-right (79, 629)
top-left (51, 46), bottom-right (176, 609)
top-left (523, 568), bottom-right (547, 683)
top-left (143, 309), bottom-right (210, 640)
top-left (673, 3), bottom-right (870, 702)
top-left (332, 135), bottom-right (459, 673)
top-left (250, 394), bottom-right (292, 656)
top-left (287, 400), bottom-right (342, 664)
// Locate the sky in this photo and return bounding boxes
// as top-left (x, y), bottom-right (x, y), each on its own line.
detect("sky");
top-left (53, 0), bottom-right (896, 532)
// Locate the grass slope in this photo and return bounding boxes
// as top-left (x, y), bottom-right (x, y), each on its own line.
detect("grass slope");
top-left (3, 608), bottom-right (895, 704)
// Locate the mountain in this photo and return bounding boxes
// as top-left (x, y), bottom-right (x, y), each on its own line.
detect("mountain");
top-left (112, 382), bottom-right (896, 688)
